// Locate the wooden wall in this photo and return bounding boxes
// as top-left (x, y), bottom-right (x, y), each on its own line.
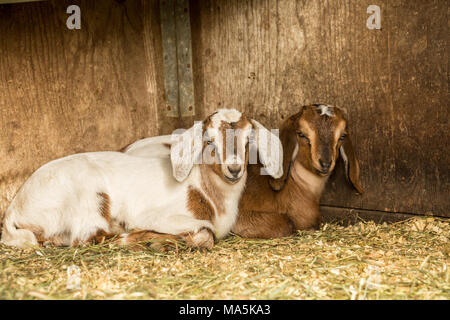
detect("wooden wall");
top-left (189, 0), bottom-right (448, 218)
top-left (0, 0), bottom-right (165, 216)
top-left (0, 0), bottom-right (448, 222)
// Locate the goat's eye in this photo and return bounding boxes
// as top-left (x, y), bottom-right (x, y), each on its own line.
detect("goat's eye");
top-left (339, 134), bottom-right (347, 141)
top-left (206, 141), bottom-right (216, 150)
top-left (297, 132), bottom-right (310, 143)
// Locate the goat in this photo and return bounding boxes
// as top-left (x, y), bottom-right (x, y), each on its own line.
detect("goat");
top-left (122, 105), bottom-right (362, 239)
top-left (232, 104), bottom-right (363, 238)
top-left (0, 109), bottom-right (283, 248)
top-left (121, 135), bottom-right (173, 158)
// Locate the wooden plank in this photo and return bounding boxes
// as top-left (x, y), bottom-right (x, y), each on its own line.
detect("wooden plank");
top-left (320, 205), bottom-right (437, 226)
top-left (160, 0), bottom-right (180, 117)
top-left (191, 0), bottom-right (449, 218)
top-left (142, 0), bottom-right (165, 135)
top-left (159, 0), bottom-right (195, 118)
top-left (175, 0), bottom-right (195, 117)
top-left (0, 0), bottom-right (45, 4)
top-left (0, 0), bottom-right (163, 217)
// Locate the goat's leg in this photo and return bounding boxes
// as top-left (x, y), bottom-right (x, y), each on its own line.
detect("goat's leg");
top-left (114, 213), bottom-right (216, 251)
top-left (116, 229), bottom-right (182, 252)
top-left (179, 228), bottom-right (215, 250)
top-left (285, 206), bottom-right (321, 232)
top-left (158, 214), bottom-right (216, 249)
top-left (232, 211), bottom-right (295, 239)
top-left (118, 228), bottom-right (215, 251)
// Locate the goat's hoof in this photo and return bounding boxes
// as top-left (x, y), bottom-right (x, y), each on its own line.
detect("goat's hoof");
top-left (186, 228), bottom-right (214, 250)
top-left (147, 240), bottom-right (178, 253)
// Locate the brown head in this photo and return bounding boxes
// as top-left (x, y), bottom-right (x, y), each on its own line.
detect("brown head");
top-left (170, 109), bottom-right (283, 184)
top-left (269, 104), bottom-right (363, 193)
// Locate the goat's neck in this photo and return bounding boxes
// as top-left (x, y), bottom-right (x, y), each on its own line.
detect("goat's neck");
top-left (198, 165), bottom-right (246, 238)
top-left (275, 159), bottom-right (328, 231)
top-left (288, 161), bottom-right (328, 201)
top-left (198, 165), bottom-right (225, 214)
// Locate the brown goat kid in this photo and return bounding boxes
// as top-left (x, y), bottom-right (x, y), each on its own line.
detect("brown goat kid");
top-left (232, 104), bottom-right (363, 238)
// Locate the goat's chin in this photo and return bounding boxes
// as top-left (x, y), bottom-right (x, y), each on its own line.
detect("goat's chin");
top-left (314, 168), bottom-right (332, 177)
top-left (223, 175), bottom-right (242, 184)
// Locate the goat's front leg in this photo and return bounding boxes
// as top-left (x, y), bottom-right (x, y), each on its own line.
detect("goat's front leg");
top-left (179, 228), bottom-right (215, 250)
top-left (162, 214), bottom-right (216, 249)
top-left (119, 214), bottom-right (216, 251)
top-left (285, 205), bottom-right (321, 232)
top-left (117, 228), bottom-right (215, 251)
top-left (116, 230), bottom-right (182, 252)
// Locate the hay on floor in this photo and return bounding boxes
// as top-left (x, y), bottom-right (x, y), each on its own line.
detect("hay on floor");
top-left (0, 217), bottom-right (448, 300)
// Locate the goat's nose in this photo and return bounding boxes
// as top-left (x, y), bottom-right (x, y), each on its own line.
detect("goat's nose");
top-left (319, 159), bottom-right (331, 171)
top-left (227, 165), bottom-right (242, 177)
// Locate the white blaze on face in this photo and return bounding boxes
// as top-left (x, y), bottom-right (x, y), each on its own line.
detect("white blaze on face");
top-left (206, 109), bottom-right (244, 165)
top-left (317, 104), bottom-right (335, 117)
top-left (210, 109), bottom-right (242, 128)
top-left (225, 124), bottom-right (253, 165)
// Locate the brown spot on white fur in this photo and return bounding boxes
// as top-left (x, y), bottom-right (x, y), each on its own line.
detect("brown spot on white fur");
top-left (97, 192), bottom-right (111, 225)
top-left (201, 167), bottom-right (226, 216)
top-left (187, 186), bottom-right (215, 221)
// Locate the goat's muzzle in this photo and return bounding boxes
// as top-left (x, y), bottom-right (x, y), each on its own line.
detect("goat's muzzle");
top-left (223, 164), bottom-right (243, 183)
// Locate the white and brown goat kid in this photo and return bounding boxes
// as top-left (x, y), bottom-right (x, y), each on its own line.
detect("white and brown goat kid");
top-left (1, 109), bottom-right (283, 248)
top-left (232, 104), bottom-right (363, 238)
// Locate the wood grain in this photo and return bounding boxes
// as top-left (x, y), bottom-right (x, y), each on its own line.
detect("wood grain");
top-left (190, 0), bottom-right (449, 217)
top-left (0, 0), bottom-right (447, 221)
top-left (320, 205), bottom-right (425, 225)
top-left (0, 0), bottom-right (164, 215)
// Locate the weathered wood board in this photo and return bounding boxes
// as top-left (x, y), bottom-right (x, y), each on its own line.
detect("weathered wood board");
top-left (0, 0), bottom-right (165, 216)
top-left (0, 0), bottom-right (447, 222)
top-left (189, 0), bottom-right (449, 218)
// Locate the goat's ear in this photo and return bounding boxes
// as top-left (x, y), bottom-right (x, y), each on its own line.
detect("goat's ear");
top-left (170, 122), bottom-right (202, 182)
top-left (250, 119), bottom-right (283, 179)
top-left (339, 133), bottom-right (363, 194)
top-left (268, 111), bottom-right (302, 191)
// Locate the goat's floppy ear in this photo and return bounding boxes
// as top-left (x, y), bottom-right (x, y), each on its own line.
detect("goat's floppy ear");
top-left (250, 119), bottom-right (283, 179)
top-left (170, 122), bottom-right (202, 182)
top-left (268, 111), bottom-right (302, 191)
top-left (339, 133), bottom-right (363, 194)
